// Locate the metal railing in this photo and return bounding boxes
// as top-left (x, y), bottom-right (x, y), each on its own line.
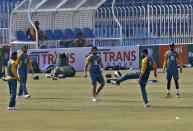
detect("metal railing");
top-left (94, 4), bottom-right (193, 46)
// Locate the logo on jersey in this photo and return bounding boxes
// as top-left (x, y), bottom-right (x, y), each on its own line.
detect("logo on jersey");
top-left (94, 60), bottom-right (98, 65)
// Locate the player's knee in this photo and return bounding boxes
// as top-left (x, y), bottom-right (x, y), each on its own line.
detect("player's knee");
top-left (101, 83), bottom-right (105, 86)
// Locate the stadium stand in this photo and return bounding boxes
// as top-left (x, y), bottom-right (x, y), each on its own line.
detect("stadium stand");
top-left (1, 0), bottom-right (193, 48)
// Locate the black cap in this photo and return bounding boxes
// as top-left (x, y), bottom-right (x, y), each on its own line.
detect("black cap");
top-left (35, 21), bottom-right (39, 25)
top-left (11, 51), bottom-right (17, 58)
top-left (142, 48), bottom-right (148, 54)
top-left (22, 45), bottom-right (28, 49)
top-left (91, 46), bottom-right (98, 51)
top-left (169, 42), bottom-right (175, 47)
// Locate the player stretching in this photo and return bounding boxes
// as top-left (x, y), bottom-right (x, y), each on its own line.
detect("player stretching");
top-left (111, 49), bottom-right (157, 107)
top-left (16, 45), bottom-right (34, 99)
top-left (7, 52), bottom-right (21, 110)
top-left (163, 42), bottom-right (182, 98)
top-left (84, 47), bottom-right (105, 102)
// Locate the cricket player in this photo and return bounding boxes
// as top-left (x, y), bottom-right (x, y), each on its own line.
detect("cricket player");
top-left (84, 46), bottom-right (105, 102)
top-left (16, 45), bottom-right (34, 99)
top-left (163, 42), bottom-right (182, 98)
top-left (111, 49), bottom-right (157, 107)
top-left (7, 51), bottom-right (21, 110)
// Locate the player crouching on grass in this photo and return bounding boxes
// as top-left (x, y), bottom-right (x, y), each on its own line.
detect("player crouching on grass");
top-left (163, 42), bottom-right (183, 98)
top-left (7, 51), bottom-right (22, 110)
top-left (84, 47), bottom-right (105, 102)
top-left (111, 49), bottom-right (157, 107)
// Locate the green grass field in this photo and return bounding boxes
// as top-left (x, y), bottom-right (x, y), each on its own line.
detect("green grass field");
top-left (0, 68), bottom-right (193, 131)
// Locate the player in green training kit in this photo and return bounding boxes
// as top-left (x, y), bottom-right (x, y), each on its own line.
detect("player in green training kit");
top-left (163, 42), bottom-right (183, 98)
top-left (84, 47), bottom-right (105, 102)
top-left (7, 52), bottom-right (21, 110)
top-left (111, 49), bottom-right (157, 107)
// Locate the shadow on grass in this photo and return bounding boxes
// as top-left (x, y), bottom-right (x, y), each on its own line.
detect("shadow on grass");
top-left (21, 108), bottom-right (80, 112)
top-left (32, 97), bottom-right (71, 100)
top-left (104, 100), bottom-right (141, 103)
top-left (152, 106), bottom-right (193, 109)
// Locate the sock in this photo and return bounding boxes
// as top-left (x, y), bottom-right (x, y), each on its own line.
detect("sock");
top-left (167, 90), bottom-right (170, 94)
top-left (176, 89), bottom-right (179, 94)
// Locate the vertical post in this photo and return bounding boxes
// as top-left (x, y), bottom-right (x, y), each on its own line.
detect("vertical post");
top-left (27, 0), bottom-right (38, 49)
top-left (112, 0), bottom-right (122, 46)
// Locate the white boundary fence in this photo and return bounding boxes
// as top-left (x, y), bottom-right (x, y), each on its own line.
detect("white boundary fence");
top-left (94, 4), bottom-right (193, 46)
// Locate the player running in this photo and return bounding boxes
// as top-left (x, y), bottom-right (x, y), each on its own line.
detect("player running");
top-left (16, 45), bottom-right (34, 99)
top-left (163, 42), bottom-right (182, 98)
top-left (7, 51), bottom-right (21, 110)
top-left (84, 47), bottom-right (105, 102)
top-left (111, 49), bottom-right (157, 107)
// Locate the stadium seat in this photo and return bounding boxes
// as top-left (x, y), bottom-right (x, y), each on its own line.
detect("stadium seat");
top-left (65, 29), bottom-right (76, 39)
top-left (74, 28), bottom-right (82, 38)
top-left (54, 30), bottom-right (68, 40)
top-left (16, 31), bottom-right (28, 41)
top-left (45, 30), bottom-right (57, 40)
top-left (68, 44), bottom-right (75, 48)
top-left (40, 45), bottom-right (48, 49)
top-left (83, 28), bottom-right (95, 38)
top-left (95, 29), bottom-right (104, 38)
top-left (59, 45), bottom-right (66, 48)
top-left (50, 45), bottom-right (57, 49)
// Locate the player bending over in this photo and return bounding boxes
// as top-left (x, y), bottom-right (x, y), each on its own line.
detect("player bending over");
top-left (111, 49), bottom-right (157, 107)
top-left (84, 47), bottom-right (105, 102)
top-left (163, 42), bottom-right (183, 98)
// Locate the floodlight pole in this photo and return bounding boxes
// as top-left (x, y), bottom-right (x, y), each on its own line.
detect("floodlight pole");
top-left (27, 0), bottom-right (38, 49)
top-left (112, 0), bottom-right (123, 46)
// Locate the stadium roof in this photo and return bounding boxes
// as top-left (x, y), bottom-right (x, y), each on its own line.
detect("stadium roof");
top-left (16, 0), bottom-right (107, 12)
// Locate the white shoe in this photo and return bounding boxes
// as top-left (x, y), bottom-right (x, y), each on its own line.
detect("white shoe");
top-left (7, 107), bottom-right (19, 110)
top-left (110, 80), bottom-right (120, 86)
top-left (17, 95), bottom-right (24, 98)
top-left (92, 97), bottom-right (97, 102)
top-left (95, 94), bottom-right (100, 101)
top-left (24, 95), bottom-right (31, 99)
top-left (144, 103), bottom-right (150, 107)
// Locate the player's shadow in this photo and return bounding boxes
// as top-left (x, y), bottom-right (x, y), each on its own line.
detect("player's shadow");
top-left (153, 106), bottom-right (193, 109)
top-left (104, 100), bottom-right (141, 103)
top-left (21, 108), bottom-right (80, 112)
top-left (32, 97), bottom-right (71, 100)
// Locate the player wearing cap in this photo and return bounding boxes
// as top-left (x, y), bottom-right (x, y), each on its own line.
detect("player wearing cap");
top-left (163, 42), bottom-right (183, 98)
top-left (7, 51), bottom-right (21, 110)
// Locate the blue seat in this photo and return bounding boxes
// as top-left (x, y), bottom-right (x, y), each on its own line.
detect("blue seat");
top-left (50, 45), bottom-right (57, 49)
top-left (45, 30), bottom-right (57, 40)
top-left (59, 45), bottom-right (66, 48)
top-left (54, 30), bottom-right (68, 40)
top-left (40, 46), bottom-right (48, 49)
top-left (83, 28), bottom-right (95, 38)
top-left (95, 29), bottom-right (104, 37)
top-left (65, 29), bottom-right (76, 39)
top-left (16, 31), bottom-right (28, 41)
top-left (74, 28), bottom-right (82, 38)
top-left (68, 44), bottom-right (75, 48)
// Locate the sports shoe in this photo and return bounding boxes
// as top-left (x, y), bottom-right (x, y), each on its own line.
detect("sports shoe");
top-left (176, 93), bottom-right (180, 98)
top-left (165, 93), bottom-right (171, 98)
top-left (92, 97), bottom-right (97, 102)
top-left (110, 80), bottom-right (120, 86)
top-left (144, 103), bottom-right (150, 107)
top-left (24, 95), bottom-right (31, 99)
top-left (95, 94), bottom-right (100, 101)
top-left (17, 95), bottom-right (24, 98)
top-left (7, 107), bottom-right (19, 110)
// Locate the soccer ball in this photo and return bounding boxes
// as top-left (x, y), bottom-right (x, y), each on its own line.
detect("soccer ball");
top-left (114, 71), bottom-right (122, 78)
